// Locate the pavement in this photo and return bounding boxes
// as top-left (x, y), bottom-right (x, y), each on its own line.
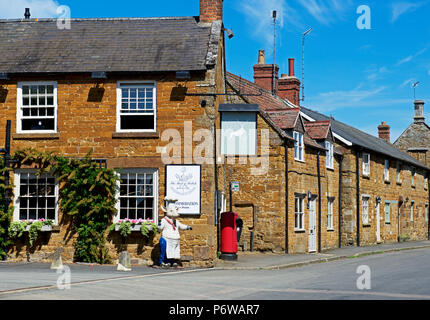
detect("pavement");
top-left (213, 240), bottom-right (430, 270)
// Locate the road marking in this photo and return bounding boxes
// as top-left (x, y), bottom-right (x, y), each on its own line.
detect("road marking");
top-left (0, 268), bottom-right (213, 297)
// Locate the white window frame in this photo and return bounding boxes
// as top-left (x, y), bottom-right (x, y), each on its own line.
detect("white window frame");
top-left (384, 159), bottom-right (390, 182)
top-left (114, 168), bottom-right (158, 223)
top-left (13, 169), bottom-right (59, 225)
top-left (325, 141), bottom-right (334, 169)
top-left (362, 196), bottom-right (370, 225)
top-left (327, 198), bottom-right (334, 230)
top-left (384, 202), bottom-right (391, 224)
top-left (294, 196), bottom-right (305, 231)
top-left (116, 81), bottom-right (157, 133)
top-left (425, 177), bottom-right (428, 190)
top-left (16, 81), bottom-right (58, 133)
top-left (362, 153), bottom-right (370, 176)
top-left (293, 131), bottom-right (304, 162)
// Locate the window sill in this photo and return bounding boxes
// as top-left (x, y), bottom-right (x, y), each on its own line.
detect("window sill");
top-left (113, 224), bottom-right (154, 232)
top-left (385, 222), bottom-right (391, 225)
top-left (25, 225), bottom-right (53, 232)
top-left (326, 167), bottom-right (334, 171)
top-left (327, 228), bottom-right (335, 232)
top-left (362, 224), bottom-right (371, 228)
top-left (112, 132), bottom-right (160, 139)
top-left (384, 180), bottom-right (390, 184)
top-left (294, 159), bottom-right (306, 163)
top-left (396, 181), bottom-right (402, 186)
top-left (13, 133), bottom-right (60, 140)
top-left (362, 174), bottom-right (370, 179)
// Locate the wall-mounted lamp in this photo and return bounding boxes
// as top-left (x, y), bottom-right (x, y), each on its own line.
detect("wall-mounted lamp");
top-left (405, 197), bottom-right (409, 203)
top-left (376, 196), bottom-right (382, 204)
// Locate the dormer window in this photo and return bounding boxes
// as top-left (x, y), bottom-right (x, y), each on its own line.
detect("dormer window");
top-left (293, 131), bottom-right (304, 161)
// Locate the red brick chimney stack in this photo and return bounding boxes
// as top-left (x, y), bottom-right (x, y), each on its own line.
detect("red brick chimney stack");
top-left (278, 58), bottom-right (301, 105)
top-left (200, 0), bottom-right (223, 23)
top-left (378, 121), bottom-right (391, 142)
top-left (253, 50), bottom-right (279, 94)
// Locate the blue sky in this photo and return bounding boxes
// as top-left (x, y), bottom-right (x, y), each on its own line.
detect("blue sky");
top-left (1, 0), bottom-right (429, 141)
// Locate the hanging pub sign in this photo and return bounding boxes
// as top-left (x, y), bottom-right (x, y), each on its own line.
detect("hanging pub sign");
top-left (165, 164), bottom-right (201, 215)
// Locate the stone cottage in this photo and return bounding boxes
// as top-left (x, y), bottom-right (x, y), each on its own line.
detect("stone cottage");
top-left (0, 0), bottom-right (226, 266)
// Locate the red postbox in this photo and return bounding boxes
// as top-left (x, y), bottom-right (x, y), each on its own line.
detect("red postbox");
top-left (220, 211), bottom-right (238, 260)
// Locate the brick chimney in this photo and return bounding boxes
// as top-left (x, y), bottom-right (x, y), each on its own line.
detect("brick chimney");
top-left (200, 0), bottom-right (223, 23)
top-left (278, 58), bottom-right (301, 105)
top-left (414, 100), bottom-right (425, 123)
top-left (253, 50), bottom-right (279, 94)
top-left (378, 121), bottom-right (390, 142)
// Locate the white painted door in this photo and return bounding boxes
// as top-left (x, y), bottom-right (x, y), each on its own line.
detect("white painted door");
top-left (376, 202), bottom-right (381, 243)
top-left (308, 199), bottom-right (317, 253)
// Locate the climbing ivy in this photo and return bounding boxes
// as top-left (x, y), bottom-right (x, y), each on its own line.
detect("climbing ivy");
top-left (12, 148), bottom-right (119, 264)
top-left (0, 157), bottom-right (13, 260)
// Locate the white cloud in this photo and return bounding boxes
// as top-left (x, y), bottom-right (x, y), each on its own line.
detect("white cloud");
top-left (391, 1), bottom-right (426, 23)
top-left (396, 47), bottom-right (427, 66)
top-left (0, 0), bottom-right (60, 19)
top-left (401, 78), bottom-right (416, 87)
top-left (237, 0), bottom-right (304, 46)
top-left (305, 86), bottom-right (388, 112)
top-left (296, 0), bottom-right (353, 25)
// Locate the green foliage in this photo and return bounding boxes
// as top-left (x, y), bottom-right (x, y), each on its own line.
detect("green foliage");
top-left (11, 148), bottom-right (119, 264)
top-left (109, 219), bottom-right (158, 238)
top-left (0, 157), bottom-right (13, 259)
top-left (8, 221), bottom-right (26, 239)
top-left (8, 219), bottom-right (54, 247)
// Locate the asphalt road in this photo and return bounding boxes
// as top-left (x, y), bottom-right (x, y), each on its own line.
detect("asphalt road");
top-left (2, 248), bottom-right (430, 300)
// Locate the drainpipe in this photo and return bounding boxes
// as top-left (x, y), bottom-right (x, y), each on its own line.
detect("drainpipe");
top-left (338, 154), bottom-right (344, 248)
top-left (356, 148), bottom-right (361, 247)
top-left (285, 142), bottom-right (289, 254)
top-left (317, 151), bottom-right (322, 253)
top-left (428, 174), bottom-right (430, 240)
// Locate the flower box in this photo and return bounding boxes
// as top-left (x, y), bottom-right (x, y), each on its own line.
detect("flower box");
top-left (114, 224), bottom-right (153, 232)
top-left (25, 225), bottom-right (53, 232)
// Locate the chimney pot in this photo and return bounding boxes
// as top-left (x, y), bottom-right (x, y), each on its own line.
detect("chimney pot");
top-left (378, 121), bottom-right (391, 143)
top-left (288, 58), bottom-right (295, 77)
top-left (258, 50), bottom-right (265, 65)
top-left (24, 8), bottom-right (30, 19)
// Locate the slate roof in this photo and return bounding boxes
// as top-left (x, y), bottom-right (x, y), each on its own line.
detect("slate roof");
top-left (300, 106), bottom-right (430, 170)
top-left (0, 17), bottom-right (216, 73)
